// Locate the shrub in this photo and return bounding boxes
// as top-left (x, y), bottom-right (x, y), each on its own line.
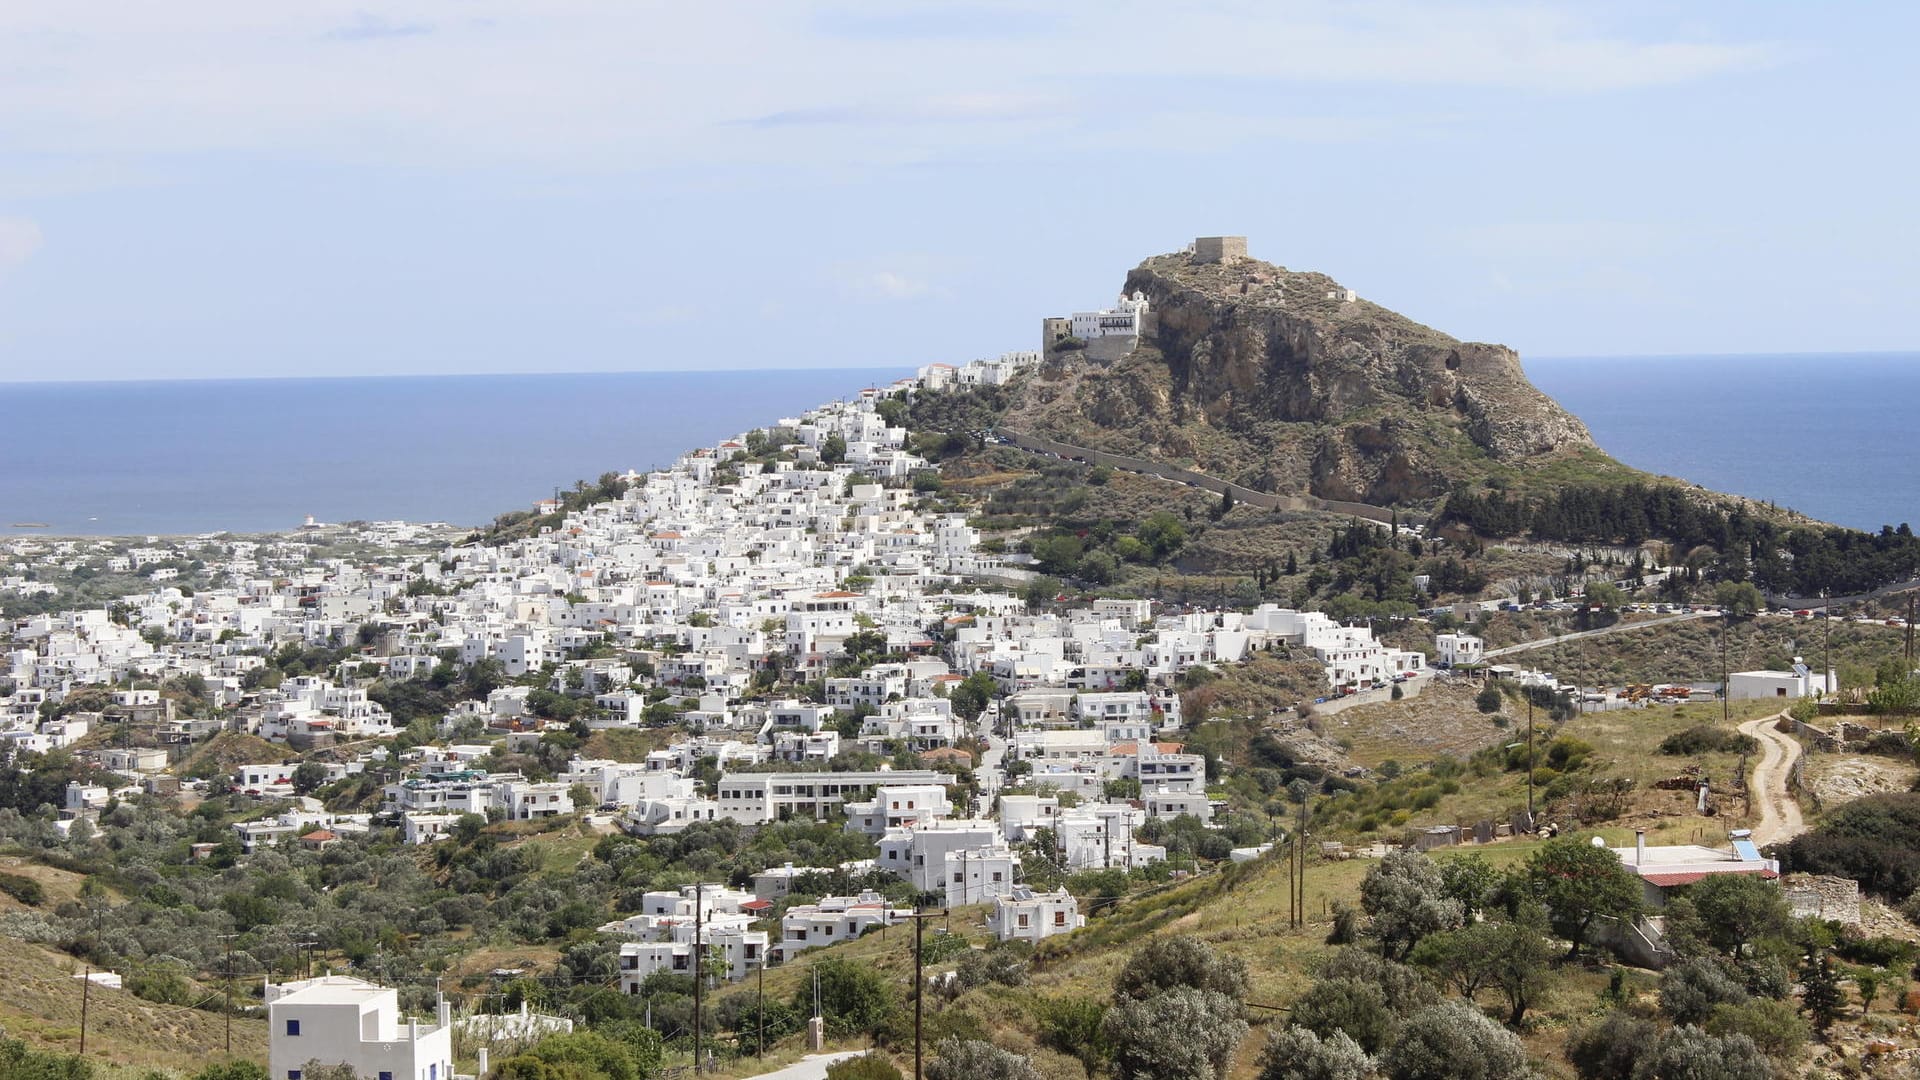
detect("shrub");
top-left (1659, 726), bottom-right (1760, 756)
top-left (825, 1054), bottom-right (904, 1080)
top-left (1779, 792), bottom-right (1920, 897)
top-left (1289, 978), bottom-right (1394, 1055)
top-left (1112, 935), bottom-right (1249, 1002)
top-left (925, 1038), bottom-right (1042, 1080)
top-left (0, 1036), bottom-right (93, 1080)
top-left (1565, 1009), bottom-right (1656, 1080)
top-left (194, 1066), bottom-right (270, 1080)
top-left (1257, 1025), bottom-right (1372, 1080)
top-left (1660, 957), bottom-right (1750, 1025)
top-left (0, 872), bottom-right (45, 906)
top-left (1378, 1000), bottom-right (1529, 1080)
top-left (1706, 997), bottom-right (1809, 1060)
top-left (1637, 1025), bottom-right (1771, 1080)
top-left (1038, 997), bottom-right (1110, 1077)
top-left (953, 941), bottom-right (1030, 989)
top-left (1101, 987), bottom-right (1247, 1080)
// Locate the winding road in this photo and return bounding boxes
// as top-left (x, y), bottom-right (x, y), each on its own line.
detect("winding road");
top-left (1739, 711), bottom-right (1806, 845)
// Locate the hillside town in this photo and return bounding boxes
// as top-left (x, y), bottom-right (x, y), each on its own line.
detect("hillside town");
top-left (0, 352), bottom-right (1454, 985)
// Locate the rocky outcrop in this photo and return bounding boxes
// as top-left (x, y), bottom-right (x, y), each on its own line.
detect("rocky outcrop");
top-left (1006, 247), bottom-right (1600, 506)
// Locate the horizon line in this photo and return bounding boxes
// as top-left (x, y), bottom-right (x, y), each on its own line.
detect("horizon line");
top-left (3, 349), bottom-right (1919, 387)
top-left (0, 364), bottom-right (915, 389)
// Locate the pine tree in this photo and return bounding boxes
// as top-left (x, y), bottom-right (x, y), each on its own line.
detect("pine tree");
top-left (1799, 950), bottom-right (1844, 1037)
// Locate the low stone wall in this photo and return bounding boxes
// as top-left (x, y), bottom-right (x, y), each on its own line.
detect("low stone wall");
top-left (1780, 873), bottom-right (1862, 925)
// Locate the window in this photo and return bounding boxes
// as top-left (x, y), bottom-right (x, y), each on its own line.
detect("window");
top-left (1055, 911), bottom-right (1067, 926)
top-left (381, 1073), bottom-right (394, 1080)
top-left (1017, 914), bottom-right (1029, 928)
top-left (286, 1020), bottom-right (301, 1036)
top-left (288, 1073), bottom-right (301, 1080)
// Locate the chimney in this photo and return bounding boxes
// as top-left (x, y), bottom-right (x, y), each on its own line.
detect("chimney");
top-left (1634, 830), bottom-right (1646, 866)
top-left (437, 996), bottom-right (451, 1028)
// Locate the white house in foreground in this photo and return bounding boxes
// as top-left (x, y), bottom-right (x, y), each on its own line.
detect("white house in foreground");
top-left (266, 975), bottom-right (452, 1080)
top-left (987, 887), bottom-right (1083, 943)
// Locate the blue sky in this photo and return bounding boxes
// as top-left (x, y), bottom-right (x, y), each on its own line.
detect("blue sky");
top-left (0, 2), bottom-right (1913, 381)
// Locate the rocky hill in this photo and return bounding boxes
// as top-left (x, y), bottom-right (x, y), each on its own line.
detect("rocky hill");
top-left (1002, 241), bottom-right (1623, 507)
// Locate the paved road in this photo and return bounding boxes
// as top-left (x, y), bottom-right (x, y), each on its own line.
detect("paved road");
top-left (1480, 611), bottom-right (1711, 660)
top-left (1740, 711), bottom-right (1806, 846)
top-left (738, 1052), bottom-right (864, 1080)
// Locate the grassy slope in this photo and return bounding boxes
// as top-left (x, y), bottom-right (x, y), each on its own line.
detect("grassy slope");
top-left (0, 935), bottom-right (268, 1074)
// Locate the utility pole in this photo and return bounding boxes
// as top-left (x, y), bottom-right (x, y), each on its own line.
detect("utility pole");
top-left (1295, 793), bottom-right (1308, 927)
top-left (1722, 608), bottom-right (1734, 728)
top-left (1526, 692), bottom-right (1536, 825)
top-left (692, 884), bottom-right (705, 1074)
top-left (756, 959), bottom-right (766, 1058)
top-left (901, 908), bottom-right (948, 1080)
top-left (219, 932), bottom-right (239, 1054)
top-left (79, 965), bottom-right (91, 1057)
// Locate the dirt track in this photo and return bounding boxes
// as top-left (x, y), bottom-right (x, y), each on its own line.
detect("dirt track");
top-left (1740, 712), bottom-right (1805, 845)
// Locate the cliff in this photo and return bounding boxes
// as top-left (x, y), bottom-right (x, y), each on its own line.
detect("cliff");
top-left (1003, 244), bottom-right (1612, 507)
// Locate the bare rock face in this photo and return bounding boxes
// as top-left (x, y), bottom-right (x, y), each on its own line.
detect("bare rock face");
top-left (1008, 248), bottom-right (1596, 506)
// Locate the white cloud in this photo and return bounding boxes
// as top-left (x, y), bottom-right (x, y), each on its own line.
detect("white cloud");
top-left (0, 218), bottom-right (43, 270)
top-left (0, 1), bottom-right (1778, 177)
top-left (844, 269), bottom-right (936, 301)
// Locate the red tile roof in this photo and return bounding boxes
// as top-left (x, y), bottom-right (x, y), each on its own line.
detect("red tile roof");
top-left (1641, 868), bottom-right (1777, 888)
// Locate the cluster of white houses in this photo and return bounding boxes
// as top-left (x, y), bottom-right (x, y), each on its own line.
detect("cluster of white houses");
top-left (5, 335), bottom-right (1478, 1009)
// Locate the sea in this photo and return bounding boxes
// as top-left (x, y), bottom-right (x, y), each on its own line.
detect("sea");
top-left (0, 355), bottom-right (1913, 538)
top-left (0, 369), bottom-right (903, 537)
top-left (1525, 352), bottom-right (1920, 533)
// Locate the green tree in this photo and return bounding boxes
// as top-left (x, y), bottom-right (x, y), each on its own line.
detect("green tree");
top-left (1687, 874), bottom-right (1790, 957)
top-left (947, 671), bottom-right (998, 723)
top-left (1798, 950), bottom-right (1844, 1037)
top-left (1584, 581), bottom-right (1625, 612)
top-left (1474, 683), bottom-right (1503, 714)
top-left (1360, 850), bottom-right (1465, 960)
top-left (291, 760), bottom-right (329, 796)
top-left (1713, 581), bottom-right (1765, 619)
top-left (797, 957), bottom-right (899, 1037)
top-left (1524, 837), bottom-right (1642, 957)
top-left (821, 433), bottom-right (848, 465)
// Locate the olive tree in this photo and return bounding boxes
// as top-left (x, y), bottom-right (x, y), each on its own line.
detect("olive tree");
top-left (1257, 1025), bottom-right (1372, 1080)
top-left (1101, 986), bottom-right (1248, 1080)
top-left (1112, 934), bottom-right (1249, 1001)
top-left (1361, 850), bottom-right (1464, 960)
top-left (1378, 1001), bottom-right (1531, 1080)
